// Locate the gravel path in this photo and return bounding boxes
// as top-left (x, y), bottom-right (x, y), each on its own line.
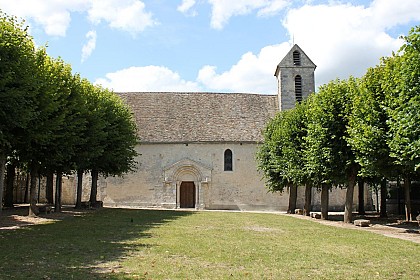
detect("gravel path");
top-left (287, 212), bottom-right (420, 244)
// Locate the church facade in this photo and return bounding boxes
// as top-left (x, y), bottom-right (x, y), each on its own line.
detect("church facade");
top-left (98, 45), bottom-right (367, 211)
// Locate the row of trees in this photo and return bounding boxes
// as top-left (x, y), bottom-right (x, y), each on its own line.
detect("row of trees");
top-left (0, 12), bottom-right (138, 216)
top-left (257, 26), bottom-right (420, 223)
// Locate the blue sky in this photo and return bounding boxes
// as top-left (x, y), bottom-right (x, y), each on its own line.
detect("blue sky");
top-left (1, 0), bottom-right (419, 94)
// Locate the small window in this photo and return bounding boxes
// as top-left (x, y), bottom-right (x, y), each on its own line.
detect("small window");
top-left (295, 75), bottom-right (303, 103)
top-left (224, 149), bottom-right (233, 171)
top-left (293, 51), bottom-right (301, 66)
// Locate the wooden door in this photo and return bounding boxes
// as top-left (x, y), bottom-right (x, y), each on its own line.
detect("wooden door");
top-left (180, 181), bottom-right (195, 208)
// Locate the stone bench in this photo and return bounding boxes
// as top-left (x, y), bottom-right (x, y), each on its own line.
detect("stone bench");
top-left (80, 201), bottom-right (103, 209)
top-left (38, 205), bottom-right (53, 214)
top-left (354, 219), bottom-right (370, 227)
top-left (310, 212), bottom-right (321, 219)
top-left (294, 209), bottom-right (304, 215)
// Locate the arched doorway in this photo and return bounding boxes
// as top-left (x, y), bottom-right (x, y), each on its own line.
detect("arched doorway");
top-left (179, 181), bottom-right (195, 208)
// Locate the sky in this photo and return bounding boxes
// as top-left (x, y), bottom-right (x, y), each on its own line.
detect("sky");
top-left (1, 0), bottom-right (419, 94)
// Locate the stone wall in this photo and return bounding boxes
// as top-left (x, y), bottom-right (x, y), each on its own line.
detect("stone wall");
top-left (99, 142), bottom-right (364, 211)
top-left (103, 142), bottom-right (289, 211)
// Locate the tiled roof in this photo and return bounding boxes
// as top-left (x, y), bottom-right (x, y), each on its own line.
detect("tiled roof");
top-left (118, 92), bottom-right (278, 143)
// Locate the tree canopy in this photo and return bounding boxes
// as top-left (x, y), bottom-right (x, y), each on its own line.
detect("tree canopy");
top-left (258, 25), bottom-right (420, 222)
top-left (0, 10), bottom-right (138, 215)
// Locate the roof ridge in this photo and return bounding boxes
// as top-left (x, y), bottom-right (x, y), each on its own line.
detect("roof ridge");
top-left (118, 92), bottom-right (277, 96)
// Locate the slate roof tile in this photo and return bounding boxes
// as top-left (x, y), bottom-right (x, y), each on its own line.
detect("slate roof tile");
top-left (118, 92), bottom-right (278, 143)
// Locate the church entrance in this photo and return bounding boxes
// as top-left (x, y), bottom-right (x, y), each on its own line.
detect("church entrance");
top-left (180, 181), bottom-right (195, 208)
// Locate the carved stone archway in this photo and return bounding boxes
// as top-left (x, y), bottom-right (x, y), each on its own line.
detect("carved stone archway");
top-left (163, 158), bottom-right (212, 209)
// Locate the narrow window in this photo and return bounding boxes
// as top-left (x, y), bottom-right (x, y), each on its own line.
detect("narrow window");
top-left (293, 51), bottom-right (301, 66)
top-left (295, 75), bottom-right (303, 103)
top-left (224, 149), bottom-right (233, 171)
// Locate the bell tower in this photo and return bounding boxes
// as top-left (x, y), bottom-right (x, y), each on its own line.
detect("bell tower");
top-left (274, 44), bottom-right (316, 111)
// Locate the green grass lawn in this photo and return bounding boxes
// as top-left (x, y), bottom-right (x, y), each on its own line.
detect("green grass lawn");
top-left (0, 208), bottom-right (419, 280)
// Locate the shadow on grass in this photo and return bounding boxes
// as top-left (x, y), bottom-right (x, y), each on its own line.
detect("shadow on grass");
top-left (0, 207), bottom-right (193, 279)
top-left (0, 205), bottom-right (83, 229)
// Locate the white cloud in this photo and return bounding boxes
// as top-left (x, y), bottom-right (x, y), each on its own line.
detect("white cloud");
top-left (96, 0), bottom-right (420, 94)
top-left (81, 30), bottom-right (97, 63)
top-left (0, 0), bottom-right (88, 36)
top-left (195, 0), bottom-right (420, 93)
top-left (87, 0), bottom-right (157, 36)
top-left (282, 0), bottom-right (420, 86)
top-left (198, 43), bottom-right (291, 94)
top-left (370, 0), bottom-right (420, 29)
top-left (177, 0), bottom-right (198, 16)
top-left (208, 0), bottom-right (289, 29)
top-left (257, 0), bottom-right (289, 17)
top-left (0, 0), bottom-right (157, 37)
top-left (95, 66), bottom-right (201, 92)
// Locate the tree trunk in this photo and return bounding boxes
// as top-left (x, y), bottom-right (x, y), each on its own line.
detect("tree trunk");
top-left (303, 184), bottom-right (312, 216)
top-left (0, 153), bottom-right (6, 215)
top-left (403, 176), bottom-right (412, 222)
top-left (358, 179), bottom-right (365, 215)
top-left (380, 178), bottom-right (387, 218)
top-left (37, 176), bottom-right (41, 202)
top-left (89, 169), bottom-right (98, 204)
top-left (75, 169), bottom-right (84, 209)
top-left (344, 167), bottom-right (358, 223)
top-left (55, 172), bottom-right (62, 213)
top-left (24, 173), bottom-right (30, 203)
top-left (28, 165), bottom-right (39, 217)
top-left (4, 162), bottom-right (15, 207)
top-left (321, 183), bottom-right (329, 220)
top-left (287, 183), bottom-right (297, 214)
top-left (45, 170), bottom-right (54, 204)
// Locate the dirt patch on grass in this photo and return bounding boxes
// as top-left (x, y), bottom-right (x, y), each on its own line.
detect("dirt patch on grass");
top-left (243, 225), bottom-right (282, 233)
top-left (0, 205), bottom-right (91, 230)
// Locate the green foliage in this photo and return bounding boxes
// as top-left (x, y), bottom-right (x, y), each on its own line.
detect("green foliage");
top-left (258, 26), bottom-right (420, 217)
top-left (257, 112), bottom-right (290, 192)
top-left (304, 79), bottom-right (357, 186)
top-left (0, 11), bottom-right (37, 154)
top-left (91, 87), bottom-right (138, 177)
top-left (257, 103), bottom-right (307, 192)
top-left (18, 50), bottom-right (85, 174)
top-left (0, 9), bottom-right (138, 182)
top-left (71, 80), bottom-right (108, 173)
top-left (346, 25), bottom-right (420, 186)
top-left (386, 26), bottom-right (420, 174)
top-left (347, 65), bottom-right (395, 180)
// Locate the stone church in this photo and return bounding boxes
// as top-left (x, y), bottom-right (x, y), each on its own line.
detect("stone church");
top-left (96, 44), bottom-right (367, 211)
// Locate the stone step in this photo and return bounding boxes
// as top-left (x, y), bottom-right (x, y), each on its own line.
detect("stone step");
top-left (354, 219), bottom-right (370, 227)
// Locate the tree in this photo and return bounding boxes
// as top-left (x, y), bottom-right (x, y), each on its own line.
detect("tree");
top-left (347, 61), bottom-right (396, 218)
top-left (257, 104), bottom-right (308, 214)
top-left (15, 49), bottom-right (88, 215)
top-left (72, 80), bottom-right (108, 208)
top-left (304, 79), bottom-right (359, 222)
top-left (0, 12), bottom-right (37, 215)
top-left (257, 111), bottom-right (295, 211)
top-left (44, 62), bottom-right (88, 213)
top-left (1, 10), bottom-right (137, 214)
top-left (281, 103), bottom-right (309, 214)
top-left (4, 159), bottom-right (17, 207)
top-left (257, 111), bottom-right (293, 195)
top-left (88, 88), bottom-right (138, 204)
top-left (385, 26), bottom-right (420, 221)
